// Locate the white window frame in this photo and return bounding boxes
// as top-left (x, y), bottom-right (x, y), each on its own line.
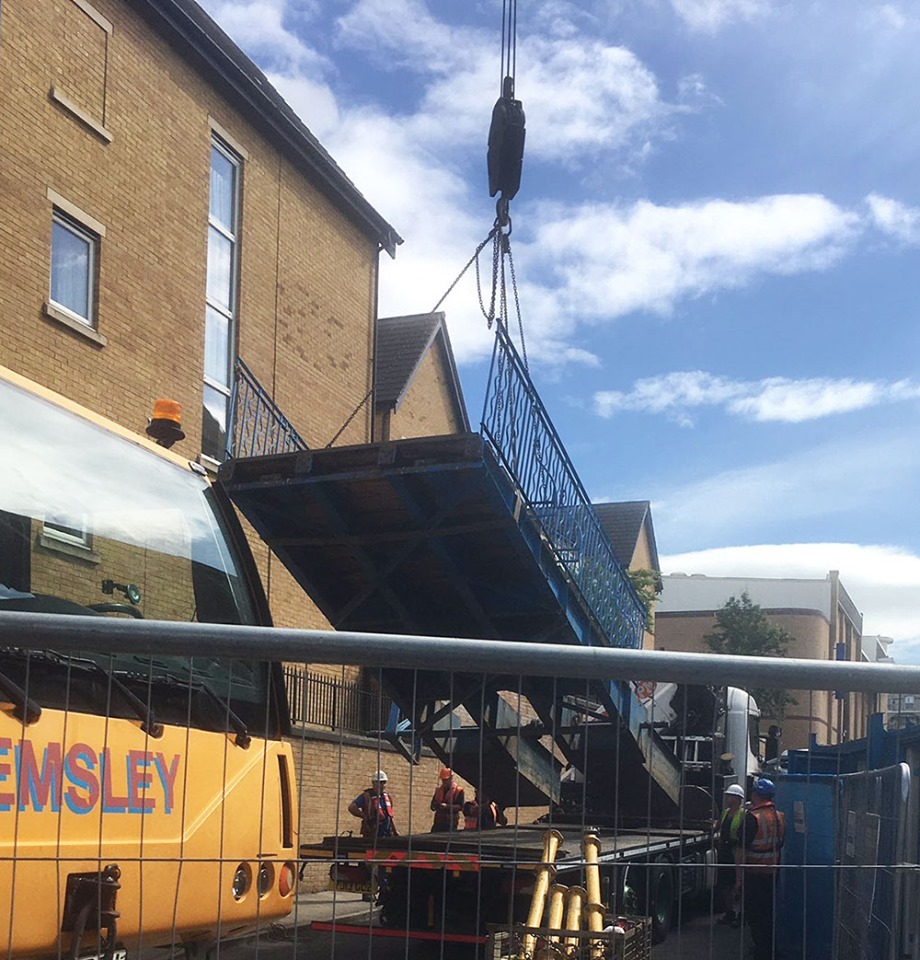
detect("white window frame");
top-left (202, 134), bottom-right (242, 462)
top-left (49, 209), bottom-right (98, 329)
top-left (42, 519), bottom-right (90, 549)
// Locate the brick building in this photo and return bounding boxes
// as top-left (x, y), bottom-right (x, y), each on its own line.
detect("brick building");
top-left (1, 0), bottom-right (469, 885)
top-left (655, 571), bottom-right (873, 750)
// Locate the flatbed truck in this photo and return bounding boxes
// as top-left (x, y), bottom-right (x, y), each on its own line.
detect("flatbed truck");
top-left (304, 821), bottom-right (711, 945)
top-left (301, 682), bottom-right (762, 946)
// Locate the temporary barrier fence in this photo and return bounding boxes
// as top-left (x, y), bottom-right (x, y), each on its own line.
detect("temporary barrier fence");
top-left (2, 611), bottom-right (920, 960)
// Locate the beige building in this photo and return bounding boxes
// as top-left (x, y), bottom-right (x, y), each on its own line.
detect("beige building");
top-left (1, 0), bottom-right (469, 886)
top-left (655, 571), bottom-right (873, 750)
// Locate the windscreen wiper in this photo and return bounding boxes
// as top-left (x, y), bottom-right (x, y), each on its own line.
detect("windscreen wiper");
top-left (197, 681), bottom-right (251, 748)
top-left (144, 672), bottom-right (251, 748)
top-left (0, 667), bottom-right (41, 723)
top-left (61, 653), bottom-right (164, 739)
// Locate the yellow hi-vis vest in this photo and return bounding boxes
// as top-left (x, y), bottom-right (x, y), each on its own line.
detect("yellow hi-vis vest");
top-left (720, 805), bottom-right (744, 843)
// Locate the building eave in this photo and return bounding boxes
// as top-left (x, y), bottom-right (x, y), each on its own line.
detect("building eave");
top-left (132, 0), bottom-right (403, 257)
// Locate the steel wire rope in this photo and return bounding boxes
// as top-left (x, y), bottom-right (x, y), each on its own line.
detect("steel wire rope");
top-left (675, 684), bottom-right (690, 959)
top-left (400, 669), bottom-right (419, 960)
top-left (364, 664), bottom-right (384, 960)
top-left (705, 689), bottom-right (718, 960)
top-left (436, 670), bottom-right (460, 960)
top-left (642, 682), bottom-right (655, 945)
top-left (472, 675), bottom-right (487, 955)
top-left (801, 685), bottom-right (817, 960)
top-left (168, 658), bottom-right (197, 959)
top-left (253, 659), bottom-right (276, 960)
top-left (331, 662), bottom-right (349, 960)
top-left (95, 653), bottom-right (118, 960)
top-left (612, 674), bottom-right (622, 934)
top-left (6, 652), bottom-right (33, 960)
top-left (133, 655), bottom-right (159, 960)
top-left (53, 655), bottom-right (76, 960)
top-left (508, 673), bottom-right (524, 952)
top-left (211, 663), bottom-right (236, 960)
top-left (286, 670), bottom-right (310, 955)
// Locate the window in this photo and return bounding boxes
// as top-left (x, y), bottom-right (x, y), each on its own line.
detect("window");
top-left (202, 137), bottom-right (241, 461)
top-left (50, 211), bottom-right (97, 327)
top-left (49, 0), bottom-right (114, 143)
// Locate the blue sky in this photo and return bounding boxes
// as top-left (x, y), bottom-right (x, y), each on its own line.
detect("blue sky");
top-left (198, 0), bottom-right (920, 660)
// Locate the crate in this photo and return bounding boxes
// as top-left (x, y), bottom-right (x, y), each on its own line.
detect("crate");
top-left (485, 916), bottom-right (651, 960)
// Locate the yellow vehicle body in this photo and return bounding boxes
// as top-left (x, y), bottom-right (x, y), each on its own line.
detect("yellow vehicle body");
top-left (0, 366), bottom-right (299, 958)
top-left (1, 711), bottom-right (297, 958)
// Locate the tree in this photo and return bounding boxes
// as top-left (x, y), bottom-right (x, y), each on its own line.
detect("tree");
top-left (703, 592), bottom-right (796, 721)
top-left (627, 568), bottom-right (662, 634)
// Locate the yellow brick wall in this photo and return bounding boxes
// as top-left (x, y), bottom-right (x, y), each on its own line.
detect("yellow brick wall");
top-left (292, 738), bottom-right (475, 890)
top-left (654, 610), bottom-right (842, 749)
top-left (0, 0), bottom-right (379, 641)
top-left (388, 341), bottom-right (466, 440)
top-left (1, 3), bottom-right (486, 871)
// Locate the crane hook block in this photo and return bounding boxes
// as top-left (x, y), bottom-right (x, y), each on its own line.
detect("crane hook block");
top-left (487, 78), bottom-right (526, 202)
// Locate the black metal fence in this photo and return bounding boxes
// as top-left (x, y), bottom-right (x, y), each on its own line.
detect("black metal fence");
top-left (283, 665), bottom-right (393, 734)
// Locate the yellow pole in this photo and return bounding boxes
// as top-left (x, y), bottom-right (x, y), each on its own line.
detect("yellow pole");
top-left (546, 883), bottom-right (568, 942)
top-left (533, 883), bottom-right (568, 960)
top-left (521, 829), bottom-right (564, 958)
top-left (563, 886), bottom-right (587, 954)
top-left (582, 833), bottom-right (605, 957)
top-left (584, 903), bottom-right (606, 959)
top-left (582, 833), bottom-right (603, 909)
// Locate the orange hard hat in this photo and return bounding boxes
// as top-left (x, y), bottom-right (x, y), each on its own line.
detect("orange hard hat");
top-left (439, 767), bottom-right (452, 780)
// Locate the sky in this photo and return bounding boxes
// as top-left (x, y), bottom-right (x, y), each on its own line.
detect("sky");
top-left (198, 0), bottom-right (920, 661)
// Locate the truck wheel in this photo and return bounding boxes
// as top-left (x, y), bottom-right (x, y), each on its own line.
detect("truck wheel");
top-left (639, 860), bottom-right (674, 945)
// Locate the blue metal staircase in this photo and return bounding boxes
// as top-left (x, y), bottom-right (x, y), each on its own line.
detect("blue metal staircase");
top-left (219, 330), bottom-right (684, 820)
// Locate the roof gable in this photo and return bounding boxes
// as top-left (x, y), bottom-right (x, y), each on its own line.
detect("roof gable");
top-left (593, 500), bottom-right (661, 575)
top-left (375, 313), bottom-right (469, 430)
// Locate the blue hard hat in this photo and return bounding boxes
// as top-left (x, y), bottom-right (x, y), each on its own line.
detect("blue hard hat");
top-left (752, 777), bottom-right (775, 797)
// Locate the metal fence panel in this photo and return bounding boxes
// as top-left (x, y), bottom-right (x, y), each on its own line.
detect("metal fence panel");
top-left (3, 612), bottom-right (920, 960)
top-left (833, 763), bottom-right (912, 960)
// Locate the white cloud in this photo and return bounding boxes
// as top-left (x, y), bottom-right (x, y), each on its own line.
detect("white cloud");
top-left (200, 0), bottom-right (326, 73)
top-left (651, 432), bottom-right (920, 555)
top-left (594, 371), bottom-right (920, 424)
top-left (867, 193), bottom-right (920, 244)
top-left (335, 6), bottom-right (670, 167)
top-left (523, 194), bottom-right (860, 325)
top-left (873, 4), bottom-right (910, 31)
top-left (669, 0), bottom-right (772, 33)
top-left (659, 543), bottom-right (920, 660)
top-left (195, 1), bottom-right (920, 368)
top-left (335, 0), bottom-right (461, 72)
top-left (514, 39), bottom-right (665, 163)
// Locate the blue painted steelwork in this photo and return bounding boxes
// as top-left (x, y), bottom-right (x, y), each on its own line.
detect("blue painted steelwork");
top-left (481, 323), bottom-right (646, 650)
top-left (225, 357), bottom-right (307, 460)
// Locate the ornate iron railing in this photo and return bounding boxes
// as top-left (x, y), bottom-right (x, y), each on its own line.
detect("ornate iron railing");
top-left (481, 324), bottom-right (646, 649)
top-left (225, 357), bottom-right (307, 459)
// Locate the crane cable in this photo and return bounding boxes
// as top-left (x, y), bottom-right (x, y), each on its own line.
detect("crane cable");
top-left (488, 0), bottom-right (525, 227)
top-left (430, 0), bottom-right (528, 366)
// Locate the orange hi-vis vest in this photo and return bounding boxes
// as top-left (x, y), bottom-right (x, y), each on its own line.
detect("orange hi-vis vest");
top-left (745, 802), bottom-right (786, 874)
top-left (360, 790), bottom-right (394, 839)
top-left (464, 801), bottom-right (498, 830)
top-left (433, 783), bottom-right (462, 828)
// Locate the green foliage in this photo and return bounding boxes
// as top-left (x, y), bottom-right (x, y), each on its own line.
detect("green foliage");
top-left (703, 592), bottom-right (797, 720)
top-left (627, 568), bottom-right (662, 634)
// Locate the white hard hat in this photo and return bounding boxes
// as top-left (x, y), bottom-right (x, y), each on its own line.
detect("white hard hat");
top-left (724, 783), bottom-right (745, 798)
top-left (372, 770), bottom-right (388, 782)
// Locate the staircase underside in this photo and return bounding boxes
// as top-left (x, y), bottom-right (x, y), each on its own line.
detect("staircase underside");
top-left (220, 433), bottom-right (682, 817)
